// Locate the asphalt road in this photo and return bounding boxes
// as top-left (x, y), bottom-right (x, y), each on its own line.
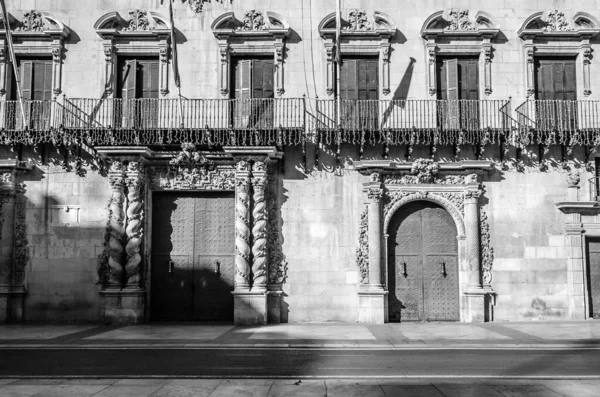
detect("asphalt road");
top-left (1, 348), bottom-right (599, 378)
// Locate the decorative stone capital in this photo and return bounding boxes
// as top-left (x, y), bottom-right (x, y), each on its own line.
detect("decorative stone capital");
top-left (464, 190), bottom-right (481, 202)
top-left (367, 187), bottom-right (383, 202)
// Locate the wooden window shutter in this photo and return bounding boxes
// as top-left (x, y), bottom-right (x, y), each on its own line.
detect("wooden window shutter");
top-left (445, 59), bottom-right (458, 101)
top-left (252, 60), bottom-right (274, 99)
top-left (340, 59), bottom-right (358, 100)
top-left (121, 60), bottom-right (138, 99)
top-left (20, 61), bottom-right (33, 100)
top-left (366, 60), bottom-right (378, 100)
top-left (563, 60), bottom-right (576, 101)
top-left (140, 60), bottom-right (159, 99)
top-left (463, 60), bottom-right (479, 100)
top-left (42, 61), bottom-right (53, 101)
top-left (234, 59), bottom-right (252, 100)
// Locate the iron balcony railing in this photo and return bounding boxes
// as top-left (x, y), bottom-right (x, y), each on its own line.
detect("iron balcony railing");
top-left (515, 100), bottom-right (600, 133)
top-left (314, 99), bottom-right (512, 145)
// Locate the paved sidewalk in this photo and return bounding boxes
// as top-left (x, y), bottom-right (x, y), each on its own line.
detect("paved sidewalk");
top-left (0, 378), bottom-right (598, 397)
top-left (0, 321), bottom-right (599, 349)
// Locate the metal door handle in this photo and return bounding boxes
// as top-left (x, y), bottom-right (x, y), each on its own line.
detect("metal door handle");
top-left (441, 261), bottom-right (447, 277)
top-left (402, 262), bottom-right (407, 278)
top-left (214, 260), bottom-right (221, 276)
top-left (168, 260), bottom-right (174, 275)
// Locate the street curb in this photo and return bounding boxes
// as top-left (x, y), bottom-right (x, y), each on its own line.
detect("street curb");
top-left (1, 345), bottom-right (600, 350)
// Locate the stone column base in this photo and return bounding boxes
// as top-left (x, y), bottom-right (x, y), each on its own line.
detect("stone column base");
top-left (267, 290), bottom-right (283, 324)
top-left (233, 291), bottom-right (267, 325)
top-left (100, 288), bottom-right (145, 324)
top-left (461, 286), bottom-right (495, 323)
top-left (357, 285), bottom-right (388, 324)
top-left (0, 286), bottom-right (26, 323)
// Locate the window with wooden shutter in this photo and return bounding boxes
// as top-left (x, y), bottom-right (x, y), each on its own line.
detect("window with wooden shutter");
top-left (231, 58), bottom-right (275, 128)
top-left (534, 58), bottom-right (577, 130)
top-left (339, 57), bottom-right (379, 130)
top-left (19, 61), bottom-right (33, 101)
top-left (437, 57), bottom-right (480, 130)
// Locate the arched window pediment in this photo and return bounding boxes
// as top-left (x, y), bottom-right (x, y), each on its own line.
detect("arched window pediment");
top-left (518, 10), bottom-right (600, 38)
top-left (421, 10), bottom-right (500, 38)
top-left (94, 10), bottom-right (170, 38)
top-left (318, 10), bottom-right (395, 38)
top-left (1, 10), bottom-right (70, 38)
top-left (211, 10), bottom-right (291, 39)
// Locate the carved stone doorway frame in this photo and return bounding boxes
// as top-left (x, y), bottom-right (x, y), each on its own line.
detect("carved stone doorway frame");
top-left (96, 146), bottom-right (284, 325)
top-left (355, 160), bottom-right (495, 323)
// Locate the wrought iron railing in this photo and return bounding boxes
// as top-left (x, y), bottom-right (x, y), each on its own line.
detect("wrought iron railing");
top-left (0, 100), bottom-right (53, 132)
top-left (314, 99), bottom-right (511, 145)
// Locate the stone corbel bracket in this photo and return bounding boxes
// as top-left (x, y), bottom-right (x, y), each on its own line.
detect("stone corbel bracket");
top-left (421, 10), bottom-right (500, 97)
top-left (518, 11), bottom-right (600, 97)
top-left (318, 11), bottom-right (396, 97)
top-left (212, 11), bottom-right (291, 97)
top-left (94, 11), bottom-right (171, 97)
top-left (0, 11), bottom-right (70, 97)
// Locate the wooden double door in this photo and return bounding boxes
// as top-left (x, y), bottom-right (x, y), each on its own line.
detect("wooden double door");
top-left (586, 237), bottom-right (600, 319)
top-left (388, 201), bottom-right (459, 322)
top-left (151, 192), bottom-right (235, 321)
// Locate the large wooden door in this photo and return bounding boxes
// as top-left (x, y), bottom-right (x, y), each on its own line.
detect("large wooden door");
top-left (388, 201), bottom-right (459, 322)
top-left (151, 192), bottom-right (235, 321)
top-left (586, 237), bottom-right (600, 319)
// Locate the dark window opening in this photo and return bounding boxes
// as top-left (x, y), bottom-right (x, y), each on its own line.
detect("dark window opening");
top-left (436, 56), bottom-right (479, 130)
top-left (534, 57), bottom-right (577, 131)
top-left (115, 57), bottom-right (159, 128)
top-left (338, 56), bottom-right (379, 130)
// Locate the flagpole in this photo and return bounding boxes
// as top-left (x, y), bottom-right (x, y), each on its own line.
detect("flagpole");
top-left (0, 0), bottom-right (26, 127)
top-left (335, 0), bottom-right (341, 129)
top-left (169, 0), bottom-right (184, 128)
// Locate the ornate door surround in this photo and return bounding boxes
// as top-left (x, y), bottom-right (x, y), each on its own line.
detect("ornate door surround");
top-left (96, 145), bottom-right (285, 325)
top-left (355, 159), bottom-right (495, 323)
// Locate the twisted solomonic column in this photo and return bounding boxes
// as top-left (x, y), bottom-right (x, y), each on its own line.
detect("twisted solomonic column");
top-left (124, 171), bottom-right (145, 289)
top-left (235, 161), bottom-right (252, 290)
top-left (106, 167), bottom-right (126, 288)
top-left (251, 166), bottom-right (268, 292)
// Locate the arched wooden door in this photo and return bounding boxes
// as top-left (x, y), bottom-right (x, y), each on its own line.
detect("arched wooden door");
top-left (388, 201), bottom-right (459, 322)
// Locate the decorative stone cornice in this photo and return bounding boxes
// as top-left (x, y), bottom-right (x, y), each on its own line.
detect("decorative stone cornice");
top-left (94, 11), bottom-right (169, 35)
top-left (518, 10), bottom-right (600, 39)
top-left (421, 10), bottom-right (500, 39)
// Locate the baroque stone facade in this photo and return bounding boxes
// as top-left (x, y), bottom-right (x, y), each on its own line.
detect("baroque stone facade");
top-left (2, 0), bottom-right (600, 324)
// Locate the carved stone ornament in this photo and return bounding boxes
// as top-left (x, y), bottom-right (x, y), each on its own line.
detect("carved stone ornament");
top-left (236, 160), bottom-right (251, 172)
top-left (150, 166), bottom-right (235, 191)
top-left (159, 47), bottom-right (168, 64)
top-left (15, 10), bottom-right (48, 32)
top-left (541, 10), bottom-right (574, 32)
top-left (482, 47), bottom-right (492, 64)
top-left (267, 180), bottom-right (287, 284)
top-left (464, 190), bottom-right (481, 201)
top-left (355, 206), bottom-right (369, 284)
top-left (480, 208), bottom-right (494, 285)
top-left (12, 202), bottom-right (29, 286)
top-left (104, 46), bottom-right (112, 63)
top-left (0, 172), bottom-right (11, 183)
top-left (370, 172), bottom-right (381, 183)
top-left (384, 190), bottom-right (466, 218)
top-left (52, 48), bottom-right (61, 63)
top-left (384, 173), bottom-right (478, 186)
top-left (367, 188), bottom-right (383, 201)
top-left (582, 47), bottom-right (593, 65)
top-left (410, 159), bottom-right (440, 183)
top-left (124, 9), bottom-right (152, 32)
top-left (252, 161), bottom-right (267, 172)
top-left (236, 10), bottom-right (268, 31)
top-left (567, 171), bottom-right (581, 187)
top-left (182, 0), bottom-right (232, 14)
top-left (345, 9), bottom-right (372, 31)
top-left (445, 9), bottom-right (475, 31)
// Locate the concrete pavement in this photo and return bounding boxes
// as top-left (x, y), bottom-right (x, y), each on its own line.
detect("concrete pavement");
top-left (1, 321), bottom-right (599, 349)
top-left (0, 378), bottom-right (598, 397)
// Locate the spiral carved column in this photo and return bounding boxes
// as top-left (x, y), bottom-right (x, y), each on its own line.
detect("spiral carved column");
top-left (235, 161), bottom-right (252, 291)
top-left (251, 162), bottom-right (268, 292)
top-left (106, 164), bottom-right (126, 288)
top-left (124, 162), bottom-right (145, 289)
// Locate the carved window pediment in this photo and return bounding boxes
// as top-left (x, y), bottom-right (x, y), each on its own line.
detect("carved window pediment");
top-left (421, 10), bottom-right (500, 39)
top-left (212, 11), bottom-right (291, 98)
top-left (518, 10), bottom-right (600, 39)
top-left (0, 11), bottom-right (70, 97)
top-left (94, 11), bottom-right (171, 97)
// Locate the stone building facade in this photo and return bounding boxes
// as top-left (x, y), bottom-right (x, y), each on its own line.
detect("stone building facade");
top-left (1, 0), bottom-right (600, 324)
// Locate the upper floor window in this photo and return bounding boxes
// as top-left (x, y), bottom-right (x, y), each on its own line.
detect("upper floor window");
top-left (117, 57), bottom-right (160, 99)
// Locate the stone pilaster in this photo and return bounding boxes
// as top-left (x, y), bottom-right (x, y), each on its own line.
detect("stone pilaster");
top-left (358, 172), bottom-right (387, 324)
top-left (251, 161), bottom-right (268, 292)
top-left (0, 161), bottom-right (31, 323)
top-left (461, 189), bottom-right (488, 322)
